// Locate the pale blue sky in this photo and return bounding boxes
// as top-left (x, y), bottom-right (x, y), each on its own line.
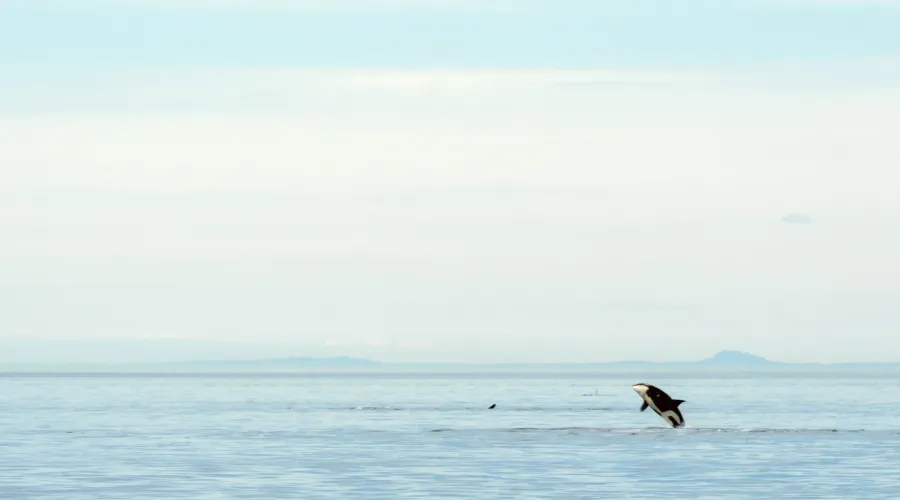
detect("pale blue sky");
top-left (2, 1), bottom-right (900, 68)
top-left (2, 0), bottom-right (900, 364)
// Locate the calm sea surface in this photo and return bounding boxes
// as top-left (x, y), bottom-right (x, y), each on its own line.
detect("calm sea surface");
top-left (2, 369), bottom-right (899, 499)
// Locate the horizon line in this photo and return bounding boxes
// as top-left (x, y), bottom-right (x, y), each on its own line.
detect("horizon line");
top-left (4, 351), bottom-right (900, 369)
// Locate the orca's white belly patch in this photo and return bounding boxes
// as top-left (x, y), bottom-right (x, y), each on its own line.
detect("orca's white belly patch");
top-left (660, 410), bottom-right (683, 427)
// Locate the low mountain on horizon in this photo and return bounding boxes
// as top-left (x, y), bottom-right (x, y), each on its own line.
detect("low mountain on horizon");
top-left (11, 349), bottom-right (898, 371)
top-left (0, 355), bottom-right (383, 371)
top-left (583, 350), bottom-right (777, 366)
top-left (160, 356), bottom-right (382, 368)
top-left (698, 350), bottom-right (774, 365)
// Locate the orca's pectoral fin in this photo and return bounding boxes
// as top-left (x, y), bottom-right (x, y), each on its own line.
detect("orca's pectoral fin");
top-left (640, 401), bottom-right (649, 412)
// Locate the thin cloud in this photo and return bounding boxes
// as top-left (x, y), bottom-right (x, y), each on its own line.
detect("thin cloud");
top-left (8, 60), bottom-right (897, 116)
top-left (781, 213), bottom-right (814, 224)
top-left (324, 337), bottom-right (433, 351)
top-left (0, 66), bottom-right (736, 116)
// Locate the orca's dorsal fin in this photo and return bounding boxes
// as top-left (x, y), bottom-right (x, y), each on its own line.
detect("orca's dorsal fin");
top-left (672, 399), bottom-right (685, 407)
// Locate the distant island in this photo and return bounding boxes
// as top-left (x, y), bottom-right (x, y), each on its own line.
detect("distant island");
top-left (160, 350), bottom-right (776, 368)
top-left (592, 350), bottom-right (778, 367)
top-left (11, 356), bottom-right (384, 372)
top-left (699, 350), bottom-right (771, 364)
top-left (159, 356), bottom-right (382, 369)
top-left (2, 350), bottom-right (898, 372)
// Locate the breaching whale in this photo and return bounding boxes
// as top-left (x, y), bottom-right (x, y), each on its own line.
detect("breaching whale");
top-left (632, 383), bottom-right (686, 428)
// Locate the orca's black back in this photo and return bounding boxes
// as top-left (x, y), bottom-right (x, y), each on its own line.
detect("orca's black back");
top-left (646, 384), bottom-right (677, 411)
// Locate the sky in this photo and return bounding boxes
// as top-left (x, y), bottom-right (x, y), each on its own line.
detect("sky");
top-left (2, 0), bottom-right (900, 364)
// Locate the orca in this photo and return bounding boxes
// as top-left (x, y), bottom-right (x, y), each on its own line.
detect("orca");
top-left (488, 404), bottom-right (496, 409)
top-left (631, 383), bottom-right (686, 428)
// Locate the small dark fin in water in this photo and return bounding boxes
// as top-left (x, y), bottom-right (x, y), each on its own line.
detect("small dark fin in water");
top-left (640, 401), bottom-right (648, 412)
top-left (488, 404), bottom-right (496, 409)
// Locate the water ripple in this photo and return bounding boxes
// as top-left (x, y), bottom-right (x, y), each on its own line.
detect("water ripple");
top-left (3, 371), bottom-right (900, 499)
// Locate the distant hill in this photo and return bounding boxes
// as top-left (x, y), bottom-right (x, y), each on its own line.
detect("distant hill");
top-left (581, 350), bottom-right (777, 367)
top-left (586, 350), bottom-right (897, 368)
top-left (0, 356), bottom-right (381, 372)
top-left (172, 356), bottom-right (381, 368)
top-left (698, 350), bottom-right (775, 365)
top-left (3, 350), bottom-right (898, 372)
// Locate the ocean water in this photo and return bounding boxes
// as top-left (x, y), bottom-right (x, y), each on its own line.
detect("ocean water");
top-left (2, 369), bottom-right (899, 499)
